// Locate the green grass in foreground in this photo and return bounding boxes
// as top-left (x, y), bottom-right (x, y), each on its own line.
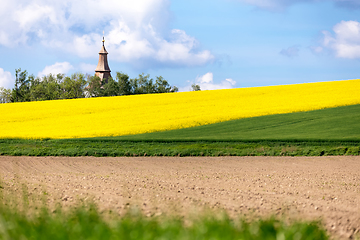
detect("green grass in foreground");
top-left (0, 105), bottom-right (359, 157)
top-left (0, 203), bottom-right (328, 240)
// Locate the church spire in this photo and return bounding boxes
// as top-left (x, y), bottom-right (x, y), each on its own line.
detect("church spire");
top-left (95, 33), bottom-right (111, 82)
top-left (102, 31), bottom-right (105, 46)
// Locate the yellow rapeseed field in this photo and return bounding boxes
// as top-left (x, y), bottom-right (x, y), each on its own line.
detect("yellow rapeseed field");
top-left (0, 79), bottom-right (359, 139)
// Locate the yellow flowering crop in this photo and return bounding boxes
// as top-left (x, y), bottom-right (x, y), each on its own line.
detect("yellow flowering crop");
top-left (0, 79), bottom-right (359, 139)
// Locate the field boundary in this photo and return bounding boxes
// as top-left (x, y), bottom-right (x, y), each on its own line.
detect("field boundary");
top-left (1, 139), bottom-right (359, 157)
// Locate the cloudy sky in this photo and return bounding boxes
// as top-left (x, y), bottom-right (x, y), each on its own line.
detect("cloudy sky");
top-left (1, 0), bottom-right (360, 91)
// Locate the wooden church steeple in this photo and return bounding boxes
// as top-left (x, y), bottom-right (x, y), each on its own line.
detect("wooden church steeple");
top-left (95, 35), bottom-right (111, 82)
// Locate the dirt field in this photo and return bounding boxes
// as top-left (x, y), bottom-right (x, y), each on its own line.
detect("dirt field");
top-left (0, 156), bottom-right (359, 239)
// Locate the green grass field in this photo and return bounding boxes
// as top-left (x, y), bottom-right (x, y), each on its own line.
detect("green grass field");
top-left (114, 104), bottom-right (360, 141)
top-left (0, 104), bottom-right (359, 156)
top-left (0, 200), bottom-right (328, 240)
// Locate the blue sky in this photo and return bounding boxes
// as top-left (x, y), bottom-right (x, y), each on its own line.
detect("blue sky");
top-left (1, 0), bottom-right (360, 91)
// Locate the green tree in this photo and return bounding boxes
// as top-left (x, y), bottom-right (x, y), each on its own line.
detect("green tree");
top-left (9, 68), bottom-right (178, 101)
top-left (172, 86), bottom-right (179, 92)
top-left (0, 87), bottom-right (12, 103)
top-left (130, 73), bottom-right (154, 94)
top-left (29, 76), bottom-right (46, 101)
top-left (154, 76), bottom-right (178, 93)
top-left (30, 74), bottom-right (63, 101)
top-left (116, 72), bottom-right (131, 96)
top-left (61, 73), bottom-right (86, 99)
top-left (12, 68), bottom-right (31, 102)
top-left (86, 75), bottom-right (102, 97)
top-left (43, 74), bottom-right (61, 100)
top-left (102, 77), bottom-right (119, 97)
top-left (29, 76), bottom-right (40, 99)
top-left (191, 83), bottom-right (201, 91)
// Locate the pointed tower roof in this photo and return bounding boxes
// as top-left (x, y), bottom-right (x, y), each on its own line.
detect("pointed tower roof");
top-left (99, 45), bottom-right (108, 55)
top-left (95, 36), bottom-right (111, 81)
top-left (98, 36), bottom-right (109, 54)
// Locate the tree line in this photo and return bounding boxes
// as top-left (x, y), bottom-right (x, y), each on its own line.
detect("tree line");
top-left (0, 68), bottom-right (179, 103)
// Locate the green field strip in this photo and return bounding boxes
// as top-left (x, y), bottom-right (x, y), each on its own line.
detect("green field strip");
top-left (110, 104), bottom-right (360, 141)
top-left (1, 138), bottom-right (359, 156)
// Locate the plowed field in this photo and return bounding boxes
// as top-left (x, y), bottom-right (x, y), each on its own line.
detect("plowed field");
top-left (0, 156), bottom-right (359, 239)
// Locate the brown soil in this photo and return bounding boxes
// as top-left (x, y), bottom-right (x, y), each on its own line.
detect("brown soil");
top-left (0, 156), bottom-right (359, 239)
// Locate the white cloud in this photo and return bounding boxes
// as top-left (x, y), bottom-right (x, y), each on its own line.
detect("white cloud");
top-left (0, 0), bottom-right (214, 68)
top-left (72, 21), bottom-right (214, 68)
top-left (38, 62), bottom-right (74, 77)
top-left (320, 20), bottom-right (360, 59)
top-left (153, 29), bottom-right (214, 66)
top-left (0, 68), bottom-right (14, 89)
top-left (180, 72), bottom-right (236, 91)
top-left (79, 63), bottom-right (97, 75)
